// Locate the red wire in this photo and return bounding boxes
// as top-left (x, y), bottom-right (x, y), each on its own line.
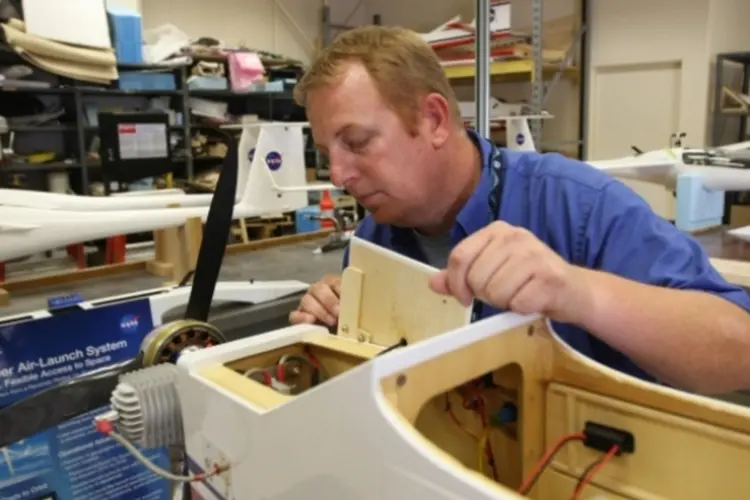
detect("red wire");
top-left (518, 432), bottom-right (585, 495)
top-left (304, 348), bottom-right (321, 369)
top-left (458, 388), bottom-right (500, 482)
top-left (570, 445), bottom-right (619, 500)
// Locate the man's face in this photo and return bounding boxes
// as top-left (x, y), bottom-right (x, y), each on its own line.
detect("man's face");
top-left (306, 63), bottom-right (449, 226)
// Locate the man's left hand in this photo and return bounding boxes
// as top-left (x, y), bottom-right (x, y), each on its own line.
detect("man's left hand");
top-left (428, 221), bottom-right (592, 323)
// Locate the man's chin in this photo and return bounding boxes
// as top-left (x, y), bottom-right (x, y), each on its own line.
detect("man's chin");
top-left (369, 206), bottom-right (413, 226)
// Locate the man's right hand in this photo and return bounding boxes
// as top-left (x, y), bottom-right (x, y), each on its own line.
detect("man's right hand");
top-left (289, 274), bottom-right (342, 327)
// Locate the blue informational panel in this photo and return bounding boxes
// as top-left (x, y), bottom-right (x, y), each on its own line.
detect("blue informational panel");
top-left (0, 299), bottom-right (172, 499)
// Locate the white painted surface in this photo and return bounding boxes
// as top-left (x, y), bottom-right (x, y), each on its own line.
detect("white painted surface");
top-left (588, 61), bottom-right (683, 219)
top-left (23, 0), bottom-right (112, 48)
top-left (105, 0), bottom-right (141, 12)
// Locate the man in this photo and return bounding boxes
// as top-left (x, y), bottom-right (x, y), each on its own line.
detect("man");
top-left (289, 25), bottom-right (750, 394)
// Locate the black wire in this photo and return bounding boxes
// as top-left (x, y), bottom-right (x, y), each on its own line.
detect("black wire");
top-left (376, 338), bottom-right (408, 356)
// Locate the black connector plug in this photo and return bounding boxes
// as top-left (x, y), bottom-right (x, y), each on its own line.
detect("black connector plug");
top-left (583, 421), bottom-right (635, 455)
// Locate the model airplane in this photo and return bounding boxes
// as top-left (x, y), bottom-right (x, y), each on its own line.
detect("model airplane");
top-left (0, 120), bottom-right (314, 211)
top-left (418, 1), bottom-right (513, 50)
top-left (0, 123), bottom-right (335, 262)
top-left (40, 236), bottom-right (750, 499)
top-left (504, 115), bottom-right (750, 186)
top-left (501, 115), bottom-right (750, 231)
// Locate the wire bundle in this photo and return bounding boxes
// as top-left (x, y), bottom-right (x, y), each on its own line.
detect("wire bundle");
top-left (518, 432), bottom-right (620, 499)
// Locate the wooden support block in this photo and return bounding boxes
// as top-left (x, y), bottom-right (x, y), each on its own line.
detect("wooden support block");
top-left (146, 212), bottom-right (204, 285)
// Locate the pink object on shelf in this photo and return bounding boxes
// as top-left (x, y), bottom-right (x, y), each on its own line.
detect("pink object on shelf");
top-left (229, 51), bottom-right (265, 91)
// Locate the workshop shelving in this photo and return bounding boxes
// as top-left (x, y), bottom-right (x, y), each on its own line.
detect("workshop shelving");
top-left (0, 59), bottom-right (306, 194)
top-left (448, 0), bottom-right (589, 159)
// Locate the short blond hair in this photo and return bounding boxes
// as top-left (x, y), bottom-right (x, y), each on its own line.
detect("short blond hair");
top-left (293, 25), bottom-right (462, 135)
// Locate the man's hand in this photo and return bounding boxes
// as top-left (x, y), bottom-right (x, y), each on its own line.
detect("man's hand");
top-left (428, 221), bottom-right (591, 323)
top-left (289, 274), bottom-right (342, 327)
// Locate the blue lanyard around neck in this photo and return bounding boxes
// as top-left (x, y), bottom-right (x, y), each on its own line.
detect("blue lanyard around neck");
top-left (471, 141), bottom-right (506, 323)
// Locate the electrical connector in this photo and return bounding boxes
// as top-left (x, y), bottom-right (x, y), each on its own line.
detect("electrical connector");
top-left (491, 402), bottom-right (518, 426)
top-left (583, 421), bottom-right (635, 455)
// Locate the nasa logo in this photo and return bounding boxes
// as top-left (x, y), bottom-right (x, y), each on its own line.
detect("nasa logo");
top-left (119, 314), bottom-right (140, 334)
top-left (515, 133), bottom-right (525, 146)
top-left (248, 147), bottom-right (255, 163)
top-left (265, 151), bottom-right (282, 171)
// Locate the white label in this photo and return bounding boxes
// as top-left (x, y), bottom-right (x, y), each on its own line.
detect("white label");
top-left (117, 123), bottom-right (168, 160)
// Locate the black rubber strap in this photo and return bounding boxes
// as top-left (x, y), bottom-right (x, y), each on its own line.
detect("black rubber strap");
top-left (185, 132), bottom-right (239, 321)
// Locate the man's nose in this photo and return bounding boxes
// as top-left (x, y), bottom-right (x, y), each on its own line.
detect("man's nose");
top-left (328, 157), bottom-right (356, 188)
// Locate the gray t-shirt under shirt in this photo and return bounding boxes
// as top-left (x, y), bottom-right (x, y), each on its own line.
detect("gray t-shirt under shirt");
top-left (413, 230), bottom-right (453, 269)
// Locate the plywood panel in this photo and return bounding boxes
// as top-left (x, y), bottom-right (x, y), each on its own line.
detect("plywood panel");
top-left (589, 61), bottom-right (682, 219)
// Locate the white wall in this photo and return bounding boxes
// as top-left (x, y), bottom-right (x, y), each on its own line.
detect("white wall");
top-left (587, 0), bottom-right (712, 154)
top-left (106, 0), bottom-right (141, 12)
top-left (140, 0), bottom-right (372, 64)
top-left (587, 0), bottom-right (750, 153)
top-left (585, 0), bottom-right (750, 218)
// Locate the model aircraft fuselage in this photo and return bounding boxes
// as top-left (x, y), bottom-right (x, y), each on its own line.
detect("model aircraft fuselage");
top-left (83, 237), bottom-right (750, 500)
top-left (503, 116), bottom-right (750, 191)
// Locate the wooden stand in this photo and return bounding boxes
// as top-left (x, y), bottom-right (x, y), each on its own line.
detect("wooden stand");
top-left (146, 216), bottom-right (204, 285)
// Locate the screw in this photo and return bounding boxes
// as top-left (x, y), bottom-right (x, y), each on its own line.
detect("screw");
top-left (396, 374), bottom-right (407, 387)
top-left (527, 325), bottom-right (535, 336)
top-left (341, 325), bottom-right (349, 334)
top-left (357, 333), bottom-right (366, 342)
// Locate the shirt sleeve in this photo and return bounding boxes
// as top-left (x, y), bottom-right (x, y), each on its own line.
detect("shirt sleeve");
top-left (583, 180), bottom-right (750, 312)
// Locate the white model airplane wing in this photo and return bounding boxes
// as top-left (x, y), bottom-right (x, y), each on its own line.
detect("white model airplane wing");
top-left (727, 225), bottom-right (750, 242)
top-left (588, 157), bottom-right (679, 187)
top-left (718, 140), bottom-right (750, 153)
top-left (682, 166), bottom-right (750, 191)
top-left (0, 222), bottom-right (39, 233)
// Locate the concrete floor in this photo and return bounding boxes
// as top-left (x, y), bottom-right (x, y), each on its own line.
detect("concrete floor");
top-left (2, 241), bottom-right (345, 316)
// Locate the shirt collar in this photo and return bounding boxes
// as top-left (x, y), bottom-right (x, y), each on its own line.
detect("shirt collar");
top-left (454, 128), bottom-right (496, 239)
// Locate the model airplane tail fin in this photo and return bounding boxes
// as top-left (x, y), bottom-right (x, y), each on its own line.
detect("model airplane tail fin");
top-left (499, 113), bottom-right (553, 152)
top-left (236, 122), bottom-right (335, 217)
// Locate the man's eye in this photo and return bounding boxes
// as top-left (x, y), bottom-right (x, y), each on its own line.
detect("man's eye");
top-left (347, 138), bottom-right (369, 153)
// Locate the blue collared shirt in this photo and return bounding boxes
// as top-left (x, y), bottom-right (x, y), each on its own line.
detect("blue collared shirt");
top-left (343, 130), bottom-right (750, 381)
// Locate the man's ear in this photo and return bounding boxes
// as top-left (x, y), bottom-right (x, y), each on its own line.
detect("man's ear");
top-left (422, 93), bottom-right (452, 148)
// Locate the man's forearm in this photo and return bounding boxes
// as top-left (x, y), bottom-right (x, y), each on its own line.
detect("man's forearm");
top-left (572, 268), bottom-right (750, 394)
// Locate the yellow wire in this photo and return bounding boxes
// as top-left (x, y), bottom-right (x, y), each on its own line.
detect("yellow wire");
top-left (477, 427), bottom-right (492, 475)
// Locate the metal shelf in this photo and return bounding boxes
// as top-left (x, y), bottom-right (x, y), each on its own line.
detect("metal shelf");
top-left (444, 59), bottom-right (578, 82)
top-left (464, 0), bottom-right (588, 157)
top-left (0, 64), bottom-right (305, 192)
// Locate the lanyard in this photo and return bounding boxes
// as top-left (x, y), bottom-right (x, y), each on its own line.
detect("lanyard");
top-left (471, 141), bottom-right (506, 323)
top-left (486, 141), bottom-right (505, 223)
